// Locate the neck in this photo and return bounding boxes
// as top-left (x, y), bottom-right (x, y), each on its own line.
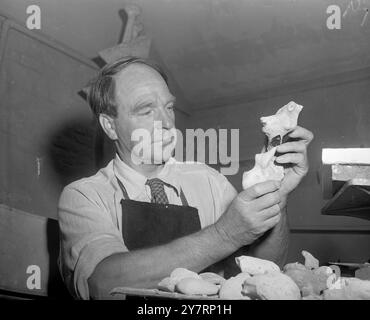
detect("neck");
top-left (117, 148), bottom-right (165, 179)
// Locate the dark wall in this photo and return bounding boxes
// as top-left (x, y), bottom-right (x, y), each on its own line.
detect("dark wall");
top-left (0, 15), bottom-right (99, 219)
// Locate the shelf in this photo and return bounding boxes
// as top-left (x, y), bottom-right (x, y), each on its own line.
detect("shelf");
top-left (322, 178), bottom-right (370, 220)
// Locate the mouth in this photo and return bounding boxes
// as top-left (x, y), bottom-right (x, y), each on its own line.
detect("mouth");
top-left (152, 135), bottom-right (175, 146)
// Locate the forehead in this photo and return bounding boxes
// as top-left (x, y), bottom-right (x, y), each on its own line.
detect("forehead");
top-left (114, 63), bottom-right (172, 108)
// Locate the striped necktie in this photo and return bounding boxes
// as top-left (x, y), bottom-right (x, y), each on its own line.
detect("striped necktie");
top-left (146, 178), bottom-right (169, 205)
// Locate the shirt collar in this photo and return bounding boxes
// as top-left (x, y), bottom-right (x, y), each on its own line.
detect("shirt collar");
top-left (157, 157), bottom-right (181, 196)
top-left (113, 154), bottom-right (180, 199)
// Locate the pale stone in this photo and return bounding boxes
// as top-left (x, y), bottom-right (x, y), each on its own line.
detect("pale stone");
top-left (260, 101), bottom-right (303, 146)
top-left (235, 256), bottom-right (280, 275)
top-left (242, 147), bottom-right (284, 190)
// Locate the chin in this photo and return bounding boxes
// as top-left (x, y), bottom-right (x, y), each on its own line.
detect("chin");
top-left (151, 146), bottom-right (174, 164)
top-left (152, 154), bottom-right (171, 165)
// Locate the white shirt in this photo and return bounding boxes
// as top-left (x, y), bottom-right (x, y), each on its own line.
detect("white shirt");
top-left (58, 155), bottom-right (237, 299)
top-left (114, 155), bottom-right (183, 205)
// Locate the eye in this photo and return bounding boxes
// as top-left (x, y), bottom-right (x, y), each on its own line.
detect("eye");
top-left (167, 104), bottom-right (175, 112)
top-left (138, 107), bottom-right (154, 116)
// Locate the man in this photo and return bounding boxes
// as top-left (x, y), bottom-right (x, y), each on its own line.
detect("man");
top-left (58, 57), bottom-right (313, 299)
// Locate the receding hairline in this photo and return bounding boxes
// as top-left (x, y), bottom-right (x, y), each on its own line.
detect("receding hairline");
top-left (87, 58), bottom-right (170, 118)
top-left (112, 62), bottom-right (172, 103)
top-left (113, 62), bottom-right (168, 85)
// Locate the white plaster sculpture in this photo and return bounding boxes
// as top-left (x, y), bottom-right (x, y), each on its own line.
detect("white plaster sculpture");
top-left (218, 273), bottom-right (252, 300)
top-left (98, 4), bottom-right (151, 63)
top-left (235, 255), bottom-right (280, 275)
top-left (260, 101), bottom-right (303, 149)
top-left (242, 101), bottom-right (303, 190)
top-left (302, 250), bottom-right (320, 270)
top-left (157, 268), bottom-right (220, 296)
top-left (175, 277), bottom-right (219, 296)
top-left (242, 272), bottom-right (301, 300)
top-left (242, 147), bottom-right (284, 190)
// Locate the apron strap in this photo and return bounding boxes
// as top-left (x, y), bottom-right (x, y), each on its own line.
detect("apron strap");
top-left (116, 177), bottom-right (190, 206)
top-left (179, 188), bottom-right (190, 206)
top-left (116, 178), bottom-right (130, 200)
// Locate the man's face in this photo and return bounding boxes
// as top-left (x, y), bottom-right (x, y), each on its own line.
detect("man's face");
top-left (112, 64), bottom-right (177, 164)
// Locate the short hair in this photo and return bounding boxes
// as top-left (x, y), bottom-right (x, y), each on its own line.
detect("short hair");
top-left (87, 56), bottom-right (169, 118)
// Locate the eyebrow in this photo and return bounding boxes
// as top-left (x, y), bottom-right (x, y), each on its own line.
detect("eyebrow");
top-left (132, 96), bottom-right (177, 113)
top-left (131, 102), bottom-right (154, 113)
top-left (168, 96), bottom-right (176, 105)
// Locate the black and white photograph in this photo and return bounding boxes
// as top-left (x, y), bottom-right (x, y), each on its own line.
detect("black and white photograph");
top-left (0, 0), bottom-right (370, 305)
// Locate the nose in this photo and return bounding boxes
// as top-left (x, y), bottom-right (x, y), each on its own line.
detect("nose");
top-left (157, 106), bottom-right (174, 130)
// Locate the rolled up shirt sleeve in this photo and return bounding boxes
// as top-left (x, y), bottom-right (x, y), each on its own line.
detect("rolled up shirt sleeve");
top-left (206, 166), bottom-right (238, 222)
top-left (58, 184), bottom-right (127, 300)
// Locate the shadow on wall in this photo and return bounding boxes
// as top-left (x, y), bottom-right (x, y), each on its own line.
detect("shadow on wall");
top-left (43, 117), bottom-right (105, 298)
top-left (47, 118), bottom-right (101, 187)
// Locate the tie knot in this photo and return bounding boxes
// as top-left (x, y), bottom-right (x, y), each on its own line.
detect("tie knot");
top-left (146, 178), bottom-right (169, 204)
top-left (146, 178), bottom-right (164, 188)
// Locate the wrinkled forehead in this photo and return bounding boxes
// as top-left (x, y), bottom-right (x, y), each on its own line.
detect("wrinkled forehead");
top-left (114, 63), bottom-right (172, 108)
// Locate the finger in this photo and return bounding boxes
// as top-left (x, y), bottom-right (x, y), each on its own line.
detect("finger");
top-left (275, 153), bottom-right (305, 164)
top-left (263, 213), bottom-right (282, 230)
top-left (254, 190), bottom-right (281, 210)
top-left (288, 126), bottom-right (314, 144)
top-left (276, 141), bottom-right (306, 154)
top-left (241, 180), bottom-right (281, 201)
top-left (260, 204), bottom-right (281, 220)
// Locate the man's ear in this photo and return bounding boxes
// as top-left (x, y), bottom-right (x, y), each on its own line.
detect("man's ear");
top-left (99, 114), bottom-right (118, 140)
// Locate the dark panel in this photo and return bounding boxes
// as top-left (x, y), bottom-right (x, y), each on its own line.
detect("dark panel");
top-left (0, 205), bottom-right (70, 298)
top-left (288, 231), bottom-right (370, 265)
top-left (0, 18), bottom-right (98, 219)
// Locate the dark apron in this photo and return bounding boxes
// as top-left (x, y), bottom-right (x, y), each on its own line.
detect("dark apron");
top-left (116, 178), bottom-right (201, 250)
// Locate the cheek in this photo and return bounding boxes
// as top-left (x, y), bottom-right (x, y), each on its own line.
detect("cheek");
top-left (132, 117), bottom-right (155, 137)
top-left (118, 117), bottom-right (155, 148)
top-left (114, 117), bottom-right (134, 147)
